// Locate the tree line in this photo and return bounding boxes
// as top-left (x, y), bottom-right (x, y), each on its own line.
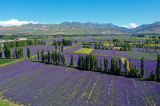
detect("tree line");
top-left (53, 39), bottom-right (72, 46)
top-left (37, 48), bottom-right (160, 81)
top-left (3, 39), bottom-right (46, 49)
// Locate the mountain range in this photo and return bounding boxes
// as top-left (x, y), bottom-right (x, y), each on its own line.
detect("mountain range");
top-left (0, 21), bottom-right (160, 35)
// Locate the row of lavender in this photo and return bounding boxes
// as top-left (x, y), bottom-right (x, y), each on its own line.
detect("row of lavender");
top-left (0, 60), bottom-right (160, 105)
top-left (90, 49), bottom-right (157, 60)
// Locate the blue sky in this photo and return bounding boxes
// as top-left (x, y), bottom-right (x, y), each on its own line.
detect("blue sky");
top-left (0, 0), bottom-right (160, 27)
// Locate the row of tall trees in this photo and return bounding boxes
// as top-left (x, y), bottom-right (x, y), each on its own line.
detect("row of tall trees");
top-left (3, 39), bottom-right (45, 49)
top-left (37, 49), bottom-right (160, 81)
top-left (55, 43), bottom-right (64, 52)
top-left (39, 49), bottom-right (66, 65)
top-left (53, 39), bottom-right (72, 46)
top-left (12, 48), bottom-right (24, 59)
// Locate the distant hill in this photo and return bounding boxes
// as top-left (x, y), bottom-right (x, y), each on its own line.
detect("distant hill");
top-left (0, 21), bottom-right (160, 35)
top-left (0, 23), bottom-right (127, 35)
top-left (130, 22), bottom-right (160, 34)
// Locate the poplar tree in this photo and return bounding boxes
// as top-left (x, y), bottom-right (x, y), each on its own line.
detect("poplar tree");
top-left (47, 50), bottom-right (50, 63)
top-left (106, 58), bottom-right (108, 72)
top-left (104, 57), bottom-right (106, 71)
top-left (111, 58), bottom-right (115, 73)
top-left (119, 58), bottom-right (122, 75)
top-left (115, 60), bottom-right (119, 75)
top-left (149, 69), bottom-right (155, 80)
top-left (15, 48), bottom-right (18, 59)
top-left (58, 52), bottom-right (61, 64)
top-left (61, 44), bottom-right (63, 52)
top-left (55, 43), bottom-right (58, 50)
top-left (27, 47), bottom-right (31, 59)
top-left (70, 54), bottom-right (74, 67)
top-left (156, 54), bottom-right (160, 81)
top-left (141, 57), bottom-right (145, 78)
top-left (86, 54), bottom-right (90, 69)
top-left (52, 52), bottom-right (55, 64)
top-left (55, 49), bottom-right (58, 64)
top-left (90, 54), bottom-right (94, 70)
top-left (19, 48), bottom-right (24, 58)
top-left (61, 54), bottom-right (66, 65)
top-left (100, 59), bottom-right (102, 72)
top-left (41, 48), bottom-right (44, 62)
top-left (37, 50), bottom-right (40, 60)
top-left (124, 59), bottom-right (128, 75)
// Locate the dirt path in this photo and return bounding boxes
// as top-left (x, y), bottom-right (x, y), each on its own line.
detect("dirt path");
top-left (121, 57), bottom-right (130, 71)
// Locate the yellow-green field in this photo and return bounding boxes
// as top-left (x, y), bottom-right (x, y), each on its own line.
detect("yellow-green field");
top-left (73, 48), bottom-right (94, 54)
top-left (103, 43), bottom-right (113, 46)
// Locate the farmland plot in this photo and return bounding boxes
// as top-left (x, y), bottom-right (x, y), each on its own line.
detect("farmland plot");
top-left (0, 60), bottom-right (160, 106)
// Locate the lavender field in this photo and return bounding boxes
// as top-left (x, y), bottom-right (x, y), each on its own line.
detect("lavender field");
top-left (0, 60), bottom-right (160, 106)
top-left (91, 49), bottom-right (157, 60)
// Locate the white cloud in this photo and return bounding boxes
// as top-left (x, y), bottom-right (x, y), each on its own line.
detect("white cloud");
top-left (129, 23), bottom-right (137, 28)
top-left (0, 19), bottom-right (39, 27)
top-left (120, 23), bottom-right (138, 29)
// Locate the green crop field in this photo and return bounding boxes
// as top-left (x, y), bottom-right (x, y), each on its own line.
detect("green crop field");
top-left (0, 59), bottom-right (15, 65)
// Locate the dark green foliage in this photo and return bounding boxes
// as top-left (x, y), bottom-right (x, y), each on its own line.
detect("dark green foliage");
top-left (4, 39), bottom-right (42, 48)
top-left (106, 58), bottom-right (109, 72)
top-left (90, 54), bottom-right (95, 70)
top-left (18, 48), bottom-right (24, 58)
top-left (61, 44), bottom-right (63, 52)
top-left (70, 54), bottom-right (74, 67)
top-left (94, 42), bottom-right (98, 49)
top-left (0, 43), bottom-right (2, 58)
top-left (53, 39), bottom-right (72, 46)
top-left (119, 58), bottom-right (122, 74)
top-left (110, 57), bottom-right (115, 73)
top-left (104, 57), bottom-right (106, 72)
top-left (0, 50), bottom-right (2, 58)
top-left (38, 50), bottom-right (40, 60)
top-left (47, 50), bottom-right (50, 63)
top-left (149, 69), bottom-right (155, 80)
top-left (44, 54), bottom-right (48, 62)
top-left (85, 54), bottom-right (90, 69)
top-left (4, 45), bottom-right (11, 59)
top-left (129, 63), bottom-right (140, 77)
top-left (55, 43), bottom-right (58, 50)
top-left (41, 48), bottom-right (44, 62)
top-left (156, 54), bottom-right (160, 81)
top-left (51, 52), bottom-right (55, 63)
top-left (61, 54), bottom-right (66, 65)
top-left (27, 47), bottom-right (31, 59)
top-left (94, 57), bottom-right (98, 71)
top-left (77, 55), bottom-right (82, 68)
top-left (141, 57), bottom-right (145, 78)
top-left (115, 60), bottom-right (119, 75)
top-left (59, 45), bottom-right (60, 51)
top-left (124, 59), bottom-right (128, 75)
top-left (55, 49), bottom-right (58, 64)
top-left (58, 52), bottom-right (61, 64)
top-left (99, 59), bottom-right (102, 71)
top-left (83, 45), bottom-right (90, 48)
top-left (15, 48), bottom-right (18, 59)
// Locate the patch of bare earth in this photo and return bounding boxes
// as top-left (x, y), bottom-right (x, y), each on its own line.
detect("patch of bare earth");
top-left (114, 47), bottom-right (122, 50)
top-left (121, 57), bottom-right (130, 71)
